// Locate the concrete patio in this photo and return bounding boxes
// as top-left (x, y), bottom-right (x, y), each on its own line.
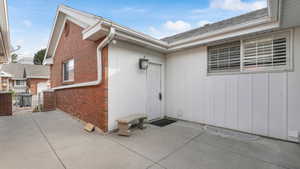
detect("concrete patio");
top-left (0, 110), bottom-right (299, 169)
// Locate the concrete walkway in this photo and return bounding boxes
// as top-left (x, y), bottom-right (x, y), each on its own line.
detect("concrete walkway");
top-left (0, 110), bottom-right (299, 169)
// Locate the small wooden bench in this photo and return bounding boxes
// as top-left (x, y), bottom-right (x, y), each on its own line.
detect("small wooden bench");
top-left (117, 114), bottom-right (147, 136)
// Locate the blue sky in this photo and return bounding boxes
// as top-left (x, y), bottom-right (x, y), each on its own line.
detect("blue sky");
top-left (8, 0), bottom-right (266, 59)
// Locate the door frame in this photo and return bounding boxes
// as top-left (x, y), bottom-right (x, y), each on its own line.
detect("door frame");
top-left (146, 62), bottom-right (164, 121)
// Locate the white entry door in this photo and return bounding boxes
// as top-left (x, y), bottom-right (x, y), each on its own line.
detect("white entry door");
top-left (147, 63), bottom-right (162, 120)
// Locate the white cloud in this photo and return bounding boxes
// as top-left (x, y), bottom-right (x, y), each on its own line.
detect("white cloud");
top-left (210, 0), bottom-right (267, 11)
top-left (197, 20), bottom-right (212, 27)
top-left (163, 20), bottom-right (191, 32)
top-left (113, 7), bottom-right (147, 13)
top-left (23, 20), bottom-right (32, 28)
top-left (148, 20), bottom-right (192, 38)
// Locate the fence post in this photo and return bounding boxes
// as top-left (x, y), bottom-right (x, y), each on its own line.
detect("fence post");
top-left (0, 92), bottom-right (12, 116)
top-left (43, 90), bottom-right (56, 112)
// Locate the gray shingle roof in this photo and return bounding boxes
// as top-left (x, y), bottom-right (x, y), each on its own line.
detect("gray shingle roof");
top-left (0, 63), bottom-right (49, 79)
top-left (162, 8), bottom-right (268, 43)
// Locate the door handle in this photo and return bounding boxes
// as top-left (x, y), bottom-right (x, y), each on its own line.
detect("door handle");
top-left (159, 92), bottom-right (162, 101)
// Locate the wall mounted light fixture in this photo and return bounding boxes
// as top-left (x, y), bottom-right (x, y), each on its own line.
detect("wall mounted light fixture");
top-left (139, 57), bottom-right (149, 70)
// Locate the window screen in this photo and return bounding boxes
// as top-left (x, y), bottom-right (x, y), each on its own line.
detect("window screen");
top-left (208, 41), bottom-right (241, 73)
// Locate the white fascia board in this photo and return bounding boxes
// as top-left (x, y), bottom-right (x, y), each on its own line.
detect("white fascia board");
top-left (115, 31), bottom-right (168, 53)
top-left (43, 7), bottom-right (60, 65)
top-left (11, 78), bottom-right (26, 80)
top-left (83, 21), bottom-right (168, 52)
top-left (82, 21), bottom-right (109, 41)
top-left (101, 21), bottom-right (169, 48)
top-left (27, 76), bottom-right (49, 79)
top-left (59, 5), bottom-right (100, 26)
top-left (168, 20), bottom-right (280, 53)
top-left (92, 16), bottom-right (280, 54)
top-left (168, 17), bottom-right (273, 48)
top-left (44, 4), bottom-right (281, 59)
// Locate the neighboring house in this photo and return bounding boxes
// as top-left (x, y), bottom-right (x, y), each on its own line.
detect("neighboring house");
top-left (0, 63), bottom-right (50, 95)
top-left (0, 71), bottom-right (11, 91)
top-left (44, 0), bottom-right (300, 141)
top-left (17, 57), bottom-right (34, 64)
top-left (0, 0), bottom-right (10, 64)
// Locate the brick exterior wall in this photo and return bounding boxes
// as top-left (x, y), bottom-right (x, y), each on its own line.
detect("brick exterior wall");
top-left (0, 92), bottom-right (12, 116)
top-left (43, 91), bottom-right (56, 112)
top-left (50, 21), bottom-right (108, 131)
top-left (27, 78), bottom-right (48, 95)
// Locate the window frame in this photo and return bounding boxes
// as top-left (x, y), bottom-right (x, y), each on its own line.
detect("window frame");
top-left (207, 30), bottom-right (293, 76)
top-left (15, 80), bottom-right (26, 87)
top-left (207, 41), bottom-right (241, 74)
top-left (62, 58), bottom-right (75, 83)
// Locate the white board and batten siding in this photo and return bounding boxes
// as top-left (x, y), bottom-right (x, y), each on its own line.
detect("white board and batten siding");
top-left (166, 27), bottom-right (300, 141)
top-left (108, 41), bottom-right (165, 131)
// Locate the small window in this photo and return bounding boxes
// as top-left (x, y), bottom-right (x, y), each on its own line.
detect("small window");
top-left (63, 59), bottom-right (74, 82)
top-left (242, 33), bottom-right (289, 71)
top-left (15, 80), bottom-right (26, 86)
top-left (208, 41), bottom-right (241, 74)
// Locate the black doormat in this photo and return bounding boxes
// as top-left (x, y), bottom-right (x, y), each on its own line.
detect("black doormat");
top-left (150, 118), bottom-right (177, 127)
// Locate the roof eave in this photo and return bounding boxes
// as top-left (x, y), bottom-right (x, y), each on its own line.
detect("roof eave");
top-left (0, 0), bottom-right (10, 63)
top-left (44, 1), bottom-right (283, 57)
top-left (167, 17), bottom-right (280, 53)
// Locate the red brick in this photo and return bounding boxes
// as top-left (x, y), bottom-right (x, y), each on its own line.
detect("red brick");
top-left (0, 92), bottom-right (12, 116)
top-left (27, 78), bottom-right (48, 95)
top-left (50, 21), bottom-right (108, 131)
top-left (43, 91), bottom-right (56, 112)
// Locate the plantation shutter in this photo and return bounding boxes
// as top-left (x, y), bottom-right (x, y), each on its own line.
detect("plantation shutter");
top-left (207, 41), bottom-right (241, 73)
top-left (242, 33), bottom-right (288, 71)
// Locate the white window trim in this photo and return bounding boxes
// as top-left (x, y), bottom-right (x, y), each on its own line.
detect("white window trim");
top-left (62, 59), bottom-right (75, 83)
top-left (207, 29), bottom-right (294, 76)
top-left (14, 80), bottom-right (26, 87)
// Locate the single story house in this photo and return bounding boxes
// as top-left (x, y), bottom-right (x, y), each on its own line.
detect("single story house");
top-left (0, 63), bottom-right (50, 95)
top-left (0, 0), bottom-right (10, 64)
top-left (43, 0), bottom-right (300, 142)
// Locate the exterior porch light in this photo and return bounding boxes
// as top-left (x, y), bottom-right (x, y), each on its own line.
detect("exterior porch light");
top-left (139, 57), bottom-right (149, 70)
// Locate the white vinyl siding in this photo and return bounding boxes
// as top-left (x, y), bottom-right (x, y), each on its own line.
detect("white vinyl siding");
top-left (207, 31), bottom-right (291, 75)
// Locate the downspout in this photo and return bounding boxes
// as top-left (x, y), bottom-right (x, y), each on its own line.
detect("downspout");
top-left (52, 27), bottom-right (116, 90)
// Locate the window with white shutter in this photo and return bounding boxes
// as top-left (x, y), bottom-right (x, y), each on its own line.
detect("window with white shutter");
top-left (207, 41), bottom-right (241, 74)
top-left (207, 31), bottom-right (291, 75)
top-left (242, 33), bottom-right (289, 71)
